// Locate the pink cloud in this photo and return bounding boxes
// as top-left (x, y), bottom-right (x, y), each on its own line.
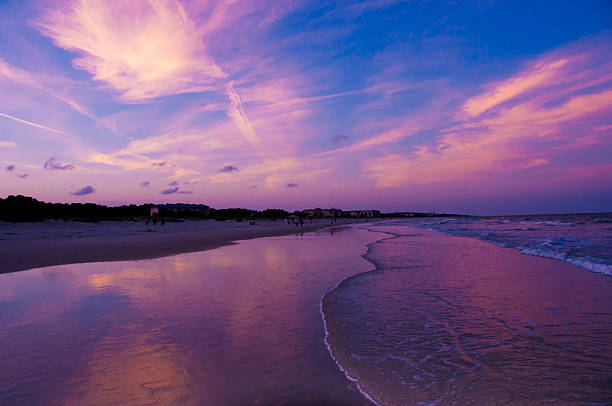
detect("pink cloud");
top-left (362, 39), bottom-right (612, 187)
top-left (0, 57), bottom-right (112, 130)
top-left (36, 0), bottom-right (226, 102)
top-left (226, 82), bottom-right (263, 152)
top-left (462, 58), bottom-right (570, 117)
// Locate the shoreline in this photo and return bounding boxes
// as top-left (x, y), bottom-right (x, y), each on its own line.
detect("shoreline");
top-left (0, 218), bottom-right (372, 274)
top-left (319, 224), bottom-right (612, 405)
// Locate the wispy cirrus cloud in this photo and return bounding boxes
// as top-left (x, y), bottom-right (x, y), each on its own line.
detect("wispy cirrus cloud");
top-left (0, 57), bottom-right (108, 129)
top-left (0, 112), bottom-right (74, 140)
top-left (35, 0), bottom-right (226, 102)
top-left (462, 58), bottom-right (570, 117)
top-left (362, 38), bottom-right (612, 187)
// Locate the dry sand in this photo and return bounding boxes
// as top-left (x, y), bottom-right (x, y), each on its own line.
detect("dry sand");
top-left (0, 219), bottom-right (364, 274)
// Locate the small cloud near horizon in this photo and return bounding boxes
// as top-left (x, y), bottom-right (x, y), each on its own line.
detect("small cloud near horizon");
top-left (219, 165), bottom-right (239, 173)
top-left (140, 181), bottom-right (150, 187)
top-left (168, 180), bottom-right (179, 186)
top-left (286, 182), bottom-right (298, 188)
top-left (18, 174), bottom-right (28, 178)
top-left (6, 164), bottom-right (15, 171)
top-left (152, 161), bottom-right (167, 167)
top-left (161, 187), bottom-right (179, 194)
top-left (178, 190), bottom-right (194, 194)
top-left (71, 185), bottom-right (95, 196)
top-left (44, 156), bottom-right (75, 171)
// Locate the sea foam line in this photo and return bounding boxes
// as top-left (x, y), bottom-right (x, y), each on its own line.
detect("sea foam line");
top-left (319, 224), bottom-right (401, 406)
top-left (319, 293), bottom-right (382, 406)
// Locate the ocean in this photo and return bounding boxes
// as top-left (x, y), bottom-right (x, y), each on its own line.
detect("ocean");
top-left (404, 212), bottom-right (612, 275)
top-left (323, 217), bottom-right (611, 405)
top-left (1, 216), bottom-right (610, 405)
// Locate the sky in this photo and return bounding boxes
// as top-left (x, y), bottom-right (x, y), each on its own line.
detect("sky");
top-left (0, 0), bottom-right (611, 215)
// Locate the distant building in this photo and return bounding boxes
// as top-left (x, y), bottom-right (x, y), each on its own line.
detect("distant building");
top-left (302, 208), bottom-right (343, 217)
top-left (343, 210), bottom-right (381, 218)
top-left (156, 204), bottom-right (210, 216)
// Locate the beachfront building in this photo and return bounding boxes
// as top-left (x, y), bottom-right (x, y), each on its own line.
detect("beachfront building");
top-left (302, 208), bottom-right (343, 218)
top-left (344, 210), bottom-right (381, 218)
top-left (156, 204), bottom-right (210, 216)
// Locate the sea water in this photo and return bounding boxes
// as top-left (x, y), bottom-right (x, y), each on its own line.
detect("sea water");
top-left (322, 221), bottom-right (611, 405)
top-left (404, 213), bottom-right (612, 275)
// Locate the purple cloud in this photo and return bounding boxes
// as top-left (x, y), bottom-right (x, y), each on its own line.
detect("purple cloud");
top-left (168, 180), bottom-right (179, 186)
top-left (286, 182), bottom-right (298, 188)
top-left (140, 181), bottom-right (150, 187)
top-left (219, 165), bottom-right (239, 173)
top-left (330, 134), bottom-right (349, 144)
top-left (6, 164), bottom-right (15, 171)
top-left (44, 156), bottom-right (75, 171)
top-left (178, 190), bottom-right (194, 194)
top-left (161, 187), bottom-right (179, 194)
top-left (152, 161), bottom-right (167, 167)
top-left (18, 174), bottom-right (28, 178)
top-left (71, 185), bottom-right (95, 196)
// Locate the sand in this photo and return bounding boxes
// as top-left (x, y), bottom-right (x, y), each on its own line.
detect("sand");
top-left (0, 219), bottom-right (364, 274)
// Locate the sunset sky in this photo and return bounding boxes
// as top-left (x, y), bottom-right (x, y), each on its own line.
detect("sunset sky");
top-left (1, 0), bottom-right (611, 214)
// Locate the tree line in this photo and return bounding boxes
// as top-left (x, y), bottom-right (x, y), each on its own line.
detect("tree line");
top-left (0, 195), bottom-right (296, 222)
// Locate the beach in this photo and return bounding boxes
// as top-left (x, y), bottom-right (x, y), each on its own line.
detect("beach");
top-left (0, 220), bottom-right (610, 405)
top-left (0, 219), bottom-right (362, 274)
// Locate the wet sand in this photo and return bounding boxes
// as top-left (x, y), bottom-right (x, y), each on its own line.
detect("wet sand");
top-left (0, 219), bottom-right (364, 274)
top-left (0, 225), bottom-right (383, 405)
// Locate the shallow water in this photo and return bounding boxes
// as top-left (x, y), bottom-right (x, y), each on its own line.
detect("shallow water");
top-left (0, 227), bottom-right (381, 405)
top-left (322, 225), bottom-right (612, 405)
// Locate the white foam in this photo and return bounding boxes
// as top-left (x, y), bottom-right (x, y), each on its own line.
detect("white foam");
top-left (320, 292), bottom-right (382, 406)
top-left (318, 229), bottom-right (390, 406)
top-left (566, 258), bottom-right (612, 276)
top-left (521, 248), bottom-right (612, 275)
top-left (518, 220), bottom-right (572, 226)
